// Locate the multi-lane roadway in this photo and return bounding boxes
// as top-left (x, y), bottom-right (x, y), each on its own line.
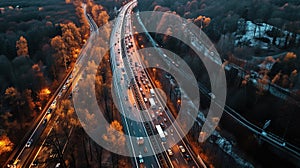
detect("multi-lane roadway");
top-left (110, 1), bottom-right (205, 167)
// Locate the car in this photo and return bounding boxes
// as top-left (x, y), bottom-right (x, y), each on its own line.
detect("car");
top-left (163, 118), bottom-right (167, 122)
top-left (51, 99), bottom-right (57, 108)
top-left (13, 159), bottom-right (20, 166)
top-left (160, 122), bottom-right (165, 128)
top-left (7, 160), bottom-right (14, 167)
top-left (137, 137), bottom-right (144, 145)
top-left (62, 85), bottom-right (67, 90)
top-left (208, 92), bottom-right (216, 99)
top-left (42, 118), bottom-right (47, 125)
top-left (184, 154), bottom-right (192, 161)
top-left (144, 147), bottom-right (148, 153)
top-left (167, 149), bottom-right (173, 156)
top-left (46, 108), bottom-right (53, 114)
top-left (58, 92), bottom-right (62, 97)
top-left (7, 159), bottom-right (20, 167)
top-left (179, 145), bottom-right (186, 153)
top-left (138, 154), bottom-right (144, 163)
top-left (261, 131), bottom-right (267, 136)
top-left (25, 138), bottom-right (33, 148)
top-left (144, 98), bottom-right (148, 103)
top-left (31, 160), bottom-right (38, 166)
top-left (55, 163), bottom-right (61, 168)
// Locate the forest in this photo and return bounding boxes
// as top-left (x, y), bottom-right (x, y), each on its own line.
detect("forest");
top-left (0, 0), bottom-right (115, 166)
top-left (0, 0), bottom-right (299, 167)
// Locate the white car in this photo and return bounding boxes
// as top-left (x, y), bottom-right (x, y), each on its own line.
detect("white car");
top-left (55, 163), bottom-right (61, 168)
top-left (51, 99), bottom-right (57, 108)
top-left (138, 154), bottom-right (144, 163)
top-left (179, 145), bottom-right (186, 153)
top-left (137, 137), bottom-right (144, 145)
top-left (167, 149), bottom-right (173, 156)
top-left (208, 92), bottom-right (216, 99)
top-left (25, 138), bottom-right (33, 148)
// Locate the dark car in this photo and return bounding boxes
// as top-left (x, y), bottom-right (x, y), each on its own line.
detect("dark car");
top-left (46, 108), bottom-right (53, 114)
top-left (42, 118), bottom-right (47, 125)
top-left (184, 154), bottom-right (192, 161)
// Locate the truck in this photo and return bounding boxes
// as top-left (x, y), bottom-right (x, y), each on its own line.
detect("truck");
top-left (156, 125), bottom-right (166, 142)
top-left (149, 97), bottom-right (156, 109)
top-left (150, 88), bottom-right (155, 96)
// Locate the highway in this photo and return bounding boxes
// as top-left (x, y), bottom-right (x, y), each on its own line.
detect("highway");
top-left (4, 3), bottom-right (98, 168)
top-left (110, 1), bottom-right (164, 167)
top-left (110, 1), bottom-right (204, 167)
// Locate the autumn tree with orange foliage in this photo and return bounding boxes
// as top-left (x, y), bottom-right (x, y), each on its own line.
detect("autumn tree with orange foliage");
top-left (16, 36), bottom-right (29, 56)
top-left (283, 52), bottom-right (297, 62)
top-left (51, 22), bottom-right (82, 69)
top-left (102, 120), bottom-right (125, 165)
top-left (4, 87), bottom-right (35, 129)
top-left (194, 15), bottom-right (211, 28)
top-left (0, 134), bottom-right (13, 155)
top-left (74, 1), bottom-right (90, 41)
top-left (85, 0), bottom-right (109, 27)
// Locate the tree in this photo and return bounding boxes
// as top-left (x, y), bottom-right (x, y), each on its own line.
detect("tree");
top-left (194, 15), bottom-right (211, 29)
top-left (51, 35), bottom-right (68, 69)
top-left (16, 36), bottom-right (29, 56)
top-left (102, 121), bottom-right (126, 166)
top-left (4, 87), bottom-right (24, 128)
top-left (51, 22), bottom-right (83, 70)
top-left (57, 99), bottom-right (80, 134)
top-left (0, 133), bottom-right (13, 155)
top-left (88, 2), bottom-right (109, 27)
top-left (74, 3), bottom-right (90, 41)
